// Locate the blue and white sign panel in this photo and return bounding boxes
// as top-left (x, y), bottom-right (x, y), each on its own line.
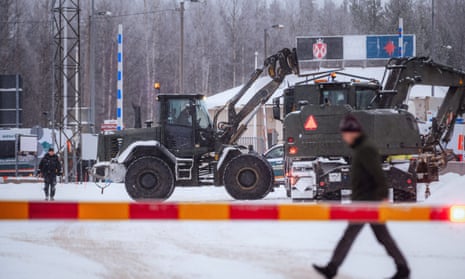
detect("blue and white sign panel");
top-left (117, 24), bottom-right (123, 131)
top-left (366, 35), bottom-right (415, 59)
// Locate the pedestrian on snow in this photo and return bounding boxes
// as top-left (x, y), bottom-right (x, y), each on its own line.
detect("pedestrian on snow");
top-left (38, 147), bottom-right (62, 201)
top-left (313, 114), bottom-right (410, 279)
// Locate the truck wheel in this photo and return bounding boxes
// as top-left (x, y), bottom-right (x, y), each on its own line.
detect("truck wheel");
top-left (223, 154), bottom-right (273, 200)
top-left (125, 156), bottom-right (175, 200)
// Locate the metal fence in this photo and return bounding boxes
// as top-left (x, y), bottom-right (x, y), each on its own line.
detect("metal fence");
top-left (237, 137), bottom-right (267, 154)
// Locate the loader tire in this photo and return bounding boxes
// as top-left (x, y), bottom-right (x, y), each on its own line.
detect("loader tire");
top-left (223, 154), bottom-right (274, 200)
top-left (125, 156), bottom-right (175, 201)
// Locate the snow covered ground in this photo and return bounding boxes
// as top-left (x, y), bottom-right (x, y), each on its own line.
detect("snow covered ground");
top-left (1, 174), bottom-right (465, 279)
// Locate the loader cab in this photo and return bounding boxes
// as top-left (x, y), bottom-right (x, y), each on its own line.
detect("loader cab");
top-left (157, 94), bottom-right (214, 157)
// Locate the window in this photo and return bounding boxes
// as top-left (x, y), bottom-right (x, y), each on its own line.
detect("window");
top-left (168, 99), bottom-right (192, 126)
top-left (196, 100), bottom-right (212, 129)
top-left (265, 145), bottom-right (284, 159)
top-left (321, 90), bottom-right (348, 106)
top-left (356, 89), bottom-right (377, 109)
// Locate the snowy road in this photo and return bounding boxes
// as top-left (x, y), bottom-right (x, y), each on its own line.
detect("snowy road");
top-left (1, 173), bottom-right (465, 279)
top-left (2, 221), bottom-right (465, 279)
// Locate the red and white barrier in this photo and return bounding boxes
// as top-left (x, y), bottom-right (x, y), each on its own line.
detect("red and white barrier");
top-left (0, 201), bottom-right (464, 222)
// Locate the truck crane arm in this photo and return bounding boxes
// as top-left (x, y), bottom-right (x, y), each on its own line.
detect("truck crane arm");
top-left (214, 48), bottom-right (299, 145)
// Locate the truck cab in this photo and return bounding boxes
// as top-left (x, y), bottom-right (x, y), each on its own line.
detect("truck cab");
top-left (98, 94), bottom-right (215, 160)
top-left (157, 94), bottom-right (215, 158)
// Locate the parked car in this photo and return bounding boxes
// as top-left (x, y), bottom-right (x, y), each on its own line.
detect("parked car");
top-left (264, 144), bottom-right (284, 186)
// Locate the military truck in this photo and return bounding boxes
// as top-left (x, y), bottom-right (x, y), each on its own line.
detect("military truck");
top-left (271, 71), bottom-right (417, 201)
top-left (274, 57), bottom-right (465, 201)
top-left (92, 48), bottom-right (299, 200)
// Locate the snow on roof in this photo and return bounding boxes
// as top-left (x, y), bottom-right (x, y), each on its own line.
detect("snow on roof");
top-left (206, 67), bottom-right (385, 109)
top-left (205, 66), bottom-right (449, 110)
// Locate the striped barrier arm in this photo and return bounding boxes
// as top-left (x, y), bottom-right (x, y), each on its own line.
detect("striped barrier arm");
top-left (0, 201), bottom-right (464, 222)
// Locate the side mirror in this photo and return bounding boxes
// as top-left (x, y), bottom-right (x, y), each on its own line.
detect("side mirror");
top-left (272, 98), bottom-right (281, 120)
top-left (398, 104), bottom-right (409, 111)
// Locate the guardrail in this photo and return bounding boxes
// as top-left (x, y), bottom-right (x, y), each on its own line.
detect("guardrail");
top-left (1, 201), bottom-right (464, 222)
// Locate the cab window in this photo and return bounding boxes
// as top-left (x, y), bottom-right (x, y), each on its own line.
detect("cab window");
top-left (320, 90), bottom-right (348, 106)
top-left (356, 89), bottom-right (378, 109)
top-left (196, 100), bottom-right (212, 129)
top-left (167, 99), bottom-right (192, 126)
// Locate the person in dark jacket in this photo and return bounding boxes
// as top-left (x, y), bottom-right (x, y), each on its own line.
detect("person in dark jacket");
top-left (38, 147), bottom-right (62, 201)
top-left (313, 114), bottom-right (410, 279)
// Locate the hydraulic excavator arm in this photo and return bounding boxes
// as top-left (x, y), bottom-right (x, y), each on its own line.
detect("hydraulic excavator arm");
top-left (379, 57), bottom-right (465, 180)
top-left (380, 57), bottom-right (465, 147)
top-left (214, 48), bottom-right (299, 145)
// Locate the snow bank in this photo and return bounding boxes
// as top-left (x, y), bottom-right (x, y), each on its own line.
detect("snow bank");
top-left (0, 171), bottom-right (464, 204)
top-left (0, 182), bottom-right (288, 203)
top-left (423, 173), bottom-right (465, 204)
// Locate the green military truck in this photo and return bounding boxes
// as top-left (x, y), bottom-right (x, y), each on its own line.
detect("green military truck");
top-left (274, 57), bottom-right (465, 202)
top-left (92, 48), bottom-right (299, 201)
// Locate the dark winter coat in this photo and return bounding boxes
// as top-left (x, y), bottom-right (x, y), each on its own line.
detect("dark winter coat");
top-left (349, 134), bottom-right (388, 201)
top-left (39, 153), bottom-right (62, 178)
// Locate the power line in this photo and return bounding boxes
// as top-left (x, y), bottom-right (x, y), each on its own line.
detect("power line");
top-left (0, 20), bottom-right (50, 24)
top-left (106, 8), bottom-right (176, 18)
top-left (0, 8), bottom-right (177, 25)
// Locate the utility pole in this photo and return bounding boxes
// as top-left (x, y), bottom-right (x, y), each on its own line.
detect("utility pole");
top-left (263, 29), bottom-right (267, 60)
top-left (264, 24), bottom-right (284, 61)
top-left (90, 0), bottom-right (96, 132)
top-left (179, 1), bottom-right (185, 94)
top-left (178, 0), bottom-right (201, 94)
top-left (431, 0), bottom-right (435, 97)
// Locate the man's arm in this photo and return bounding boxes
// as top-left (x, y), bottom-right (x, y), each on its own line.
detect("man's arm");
top-left (38, 158), bottom-right (44, 174)
top-left (56, 157), bottom-right (62, 175)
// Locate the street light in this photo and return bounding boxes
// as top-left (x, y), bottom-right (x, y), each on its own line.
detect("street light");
top-left (264, 24), bottom-right (284, 59)
top-left (97, 11), bottom-right (112, 16)
top-left (89, 0), bottom-right (111, 133)
top-left (441, 45), bottom-right (453, 50)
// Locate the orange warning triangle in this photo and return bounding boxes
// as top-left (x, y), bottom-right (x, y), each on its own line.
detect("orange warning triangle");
top-left (304, 115), bottom-right (318, 131)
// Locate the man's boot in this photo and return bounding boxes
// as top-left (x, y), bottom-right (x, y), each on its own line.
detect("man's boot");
top-left (50, 185), bottom-right (56, 201)
top-left (390, 265), bottom-right (410, 279)
top-left (44, 185), bottom-right (49, 201)
top-left (312, 263), bottom-right (337, 279)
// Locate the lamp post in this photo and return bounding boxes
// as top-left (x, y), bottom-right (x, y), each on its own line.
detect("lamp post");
top-left (178, 0), bottom-right (201, 94)
top-left (89, 0), bottom-right (111, 133)
top-left (264, 24), bottom-right (284, 60)
top-left (262, 24), bottom-right (284, 150)
top-left (431, 0), bottom-right (435, 96)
